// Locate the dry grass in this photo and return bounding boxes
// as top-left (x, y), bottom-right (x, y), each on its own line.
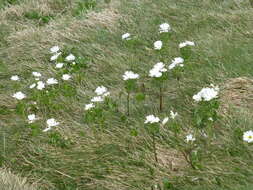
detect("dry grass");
top-left (1, 0), bottom-right (253, 189)
top-left (0, 168), bottom-right (37, 190)
top-left (220, 77), bottom-right (253, 114)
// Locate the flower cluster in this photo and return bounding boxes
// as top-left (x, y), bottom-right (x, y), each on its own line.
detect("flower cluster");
top-left (193, 86), bottom-right (219, 102)
top-left (159, 23), bottom-right (171, 33)
top-left (122, 33), bottom-right (131, 40)
top-left (10, 46), bottom-right (76, 132)
top-left (43, 118), bottom-right (60, 132)
top-left (186, 134), bottom-right (196, 142)
top-left (144, 115), bottom-right (160, 124)
top-left (168, 57), bottom-right (184, 70)
top-left (85, 86), bottom-right (110, 110)
top-left (149, 62), bottom-right (167, 78)
top-left (154, 40), bottom-right (163, 50)
top-left (122, 71), bottom-right (139, 81)
top-left (179, 41), bottom-right (195, 48)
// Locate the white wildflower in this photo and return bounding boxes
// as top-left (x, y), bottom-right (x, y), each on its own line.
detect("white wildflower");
top-left (47, 78), bottom-right (58, 85)
top-left (29, 83), bottom-right (36, 89)
top-left (32, 72), bottom-right (42, 77)
top-left (154, 40), bottom-right (162, 50)
top-left (10, 75), bottom-right (20, 81)
top-left (122, 71), bottom-right (139, 80)
top-left (43, 127), bottom-right (52, 132)
top-left (144, 115), bottom-right (160, 124)
top-left (12, 92), bottom-right (26, 100)
top-left (179, 41), bottom-right (195, 48)
top-left (55, 63), bottom-right (64, 69)
top-left (50, 46), bottom-right (60, 54)
top-left (193, 87), bottom-right (219, 102)
top-left (122, 33), bottom-right (131, 40)
top-left (46, 118), bottom-right (59, 127)
top-left (28, 114), bottom-right (37, 123)
top-left (50, 52), bottom-right (62, 61)
top-left (91, 96), bottom-right (104, 102)
top-left (149, 62), bottom-right (167, 78)
top-left (243, 130), bottom-right (253, 143)
top-left (162, 117), bottom-right (169, 125)
top-left (149, 68), bottom-right (162, 78)
top-left (65, 54), bottom-right (75, 61)
top-left (85, 103), bottom-right (95, 111)
top-left (95, 86), bottom-right (108, 96)
top-left (186, 134), bottom-right (196, 143)
top-left (37, 81), bottom-right (45, 90)
top-left (168, 57), bottom-right (184, 70)
top-left (170, 110), bottom-right (178, 119)
top-left (62, 74), bottom-right (71, 81)
top-left (159, 23), bottom-right (171, 33)
top-left (103, 92), bottom-right (110, 97)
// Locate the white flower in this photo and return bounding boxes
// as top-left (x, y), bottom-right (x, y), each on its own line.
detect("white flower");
top-left (12, 92), bottom-right (26, 100)
top-left (47, 78), bottom-right (58, 85)
top-left (11, 75), bottom-right (20, 81)
top-left (243, 130), bottom-right (253, 143)
top-left (122, 71), bottom-right (139, 80)
top-left (193, 87), bottom-right (219, 102)
top-left (103, 92), bottom-right (110, 97)
top-left (162, 117), bottom-right (169, 125)
top-left (46, 118), bottom-right (59, 127)
top-left (85, 103), bottom-right (95, 111)
top-left (37, 81), bottom-right (45, 90)
top-left (95, 86), bottom-right (108, 96)
top-left (149, 68), bottom-right (162, 78)
top-left (65, 54), bottom-right (75, 61)
top-left (122, 33), bottom-right (131, 40)
top-left (32, 72), bottom-right (42, 77)
top-left (50, 52), bottom-right (62, 61)
top-left (62, 74), bottom-right (71, 81)
top-left (91, 96), bottom-right (104, 102)
top-left (55, 63), bottom-right (64, 69)
top-left (72, 62), bottom-right (76, 65)
top-left (170, 110), bottom-right (178, 119)
top-left (210, 84), bottom-right (220, 92)
top-left (208, 117), bottom-right (213, 121)
top-left (149, 62), bottom-right (167, 78)
top-left (144, 115), bottom-right (160, 124)
top-left (186, 134), bottom-right (196, 143)
top-left (154, 40), bottom-right (162, 50)
top-left (159, 23), bottom-right (171, 33)
top-left (179, 41), bottom-right (195, 48)
top-left (50, 46), bottom-right (60, 54)
top-left (28, 114), bottom-right (37, 123)
top-left (43, 127), bottom-right (52, 132)
top-left (29, 83), bottom-right (36, 89)
top-left (168, 57), bottom-right (184, 70)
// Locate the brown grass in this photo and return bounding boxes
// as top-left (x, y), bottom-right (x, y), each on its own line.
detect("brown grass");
top-left (0, 168), bottom-right (37, 190)
top-left (220, 77), bottom-right (253, 113)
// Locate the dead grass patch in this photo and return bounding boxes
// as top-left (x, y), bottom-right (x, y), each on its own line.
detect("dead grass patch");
top-left (156, 145), bottom-right (188, 173)
top-left (0, 168), bottom-right (37, 190)
top-left (220, 77), bottom-right (253, 114)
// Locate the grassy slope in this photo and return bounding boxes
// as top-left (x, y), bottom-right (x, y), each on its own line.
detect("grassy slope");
top-left (0, 0), bottom-right (253, 189)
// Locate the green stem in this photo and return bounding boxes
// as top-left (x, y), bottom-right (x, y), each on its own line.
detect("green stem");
top-left (3, 131), bottom-right (5, 158)
top-left (127, 92), bottom-right (130, 116)
top-left (159, 86), bottom-right (163, 112)
top-left (181, 149), bottom-right (196, 169)
top-left (152, 134), bottom-right (158, 164)
top-left (250, 0), bottom-right (253, 7)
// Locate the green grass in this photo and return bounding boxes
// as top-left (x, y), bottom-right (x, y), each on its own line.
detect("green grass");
top-left (0, 0), bottom-right (253, 189)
